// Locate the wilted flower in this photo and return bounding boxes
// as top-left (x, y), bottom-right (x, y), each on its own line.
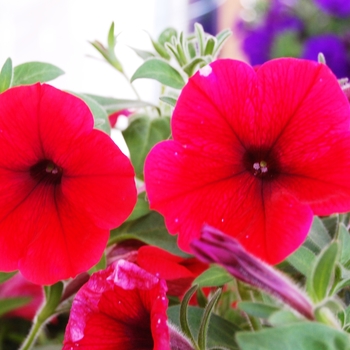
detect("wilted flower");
top-left (145, 58), bottom-right (350, 264)
top-left (63, 259), bottom-right (170, 350)
top-left (0, 84), bottom-right (137, 284)
top-left (191, 225), bottom-right (314, 320)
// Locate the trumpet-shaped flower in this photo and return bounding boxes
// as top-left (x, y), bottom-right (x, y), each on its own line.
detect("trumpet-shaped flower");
top-left (144, 58), bottom-right (350, 264)
top-left (63, 259), bottom-right (170, 350)
top-left (0, 84), bottom-right (137, 284)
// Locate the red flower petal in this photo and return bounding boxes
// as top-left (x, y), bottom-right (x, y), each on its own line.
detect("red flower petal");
top-left (63, 260), bottom-right (170, 350)
top-left (145, 58), bottom-right (350, 264)
top-left (0, 84), bottom-right (137, 284)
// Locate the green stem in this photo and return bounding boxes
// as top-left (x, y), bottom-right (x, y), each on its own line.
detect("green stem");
top-left (122, 72), bottom-right (141, 100)
top-left (19, 316), bottom-right (46, 350)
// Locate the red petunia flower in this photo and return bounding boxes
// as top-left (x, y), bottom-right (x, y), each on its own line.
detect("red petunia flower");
top-left (144, 58), bottom-right (350, 264)
top-left (63, 259), bottom-right (170, 350)
top-left (137, 245), bottom-right (208, 298)
top-left (0, 84), bottom-right (137, 285)
top-left (0, 272), bottom-right (44, 320)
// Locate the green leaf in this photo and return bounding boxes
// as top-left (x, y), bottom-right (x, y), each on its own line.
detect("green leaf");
top-left (131, 58), bottom-right (185, 89)
top-left (158, 27), bottom-right (178, 47)
top-left (339, 223), bottom-right (350, 265)
top-left (151, 39), bottom-right (171, 60)
top-left (271, 30), bottom-right (302, 58)
top-left (198, 289), bottom-right (222, 350)
top-left (214, 29), bottom-right (232, 56)
top-left (308, 216), bottom-right (332, 251)
top-left (236, 322), bottom-right (350, 350)
top-left (128, 46), bottom-right (155, 60)
top-left (0, 297), bottom-right (32, 317)
top-left (125, 193), bottom-right (150, 222)
top-left (268, 310), bottom-right (302, 326)
top-left (12, 62), bottom-right (64, 86)
top-left (204, 37), bottom-right (216, 56)
top-left (122, 115), bottom-right (171, 179)
top-left (168, 305), bottom-right (239, 350)
top-left (109, 211), bottom-right (188, 257)
top-left (307, 241), bottom-right (339, 302)
top-left (159, 95), bottom-right (177, 107)
top-left (0, 271), bottom-right (16, 283)
top-left (287, 245), bottom-right (315, 277)
top-left (180, 285), bottom-right (198, 347)
top-left (0, 57), bottom-right (13, 92)
top-left (72, 93), bottom-right (110, 134)
top-left (193, 265), bottom-right (232, 287)
top-left (183, 57), bottom-right (207, 76)
top-left (194, 23), bottom-right (206, 56)
top-left (238, 302), bottom-right (280, 319)
top-left (84, 93), bottom-right (156, 114)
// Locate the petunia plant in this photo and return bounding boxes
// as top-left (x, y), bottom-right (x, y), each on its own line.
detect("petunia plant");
top-left (2, 20), bottom-right (350, 350)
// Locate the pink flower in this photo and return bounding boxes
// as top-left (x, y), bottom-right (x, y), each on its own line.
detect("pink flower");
top-left (108, 109), bottom-right (133, 128)
top-left (63, 259), bottom-right (170, 350)
top-left (144, 58), bottom-right (350, 264)
top-left (0, 273), bottom-right (44, 320)
top-left (0, 84), bottom-right (137, 284)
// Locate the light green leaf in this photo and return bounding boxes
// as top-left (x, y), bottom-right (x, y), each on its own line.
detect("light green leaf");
top-left (85, 93), bottom-right (156, 114)
top-left (109, 211), bottom-right (188, 257)
top-left (131, 58), bottom-right (185, 89)
top-left (307, 241), bottom-right (339, 302)
top-left (308, 216), bottom-right (331, 251)
top-left (339, 223), bottom-right (350, 265)
top-left (122, 115), bottom-right (171, 179)
top-left (72, 93), bottom-right (110, 135)
top-left (12, 62), bottom-right (64, 86)
top-left (193, 265), bottom-right (232, 287)
top-left (287, 245), bottom-right (315, 277)
top-left (0, 57), bottom-right (13, 92)
top-left (159, 95), bottom-right (177, 107)
top-left (168, 305), bottom-right (240, 350)
top-left (236, 322), bottom-right (350, 350)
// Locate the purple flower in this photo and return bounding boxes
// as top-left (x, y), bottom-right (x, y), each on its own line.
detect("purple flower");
top-left (313, 0), bottom-right (350, 17)
top-left (302, 34), bottom-right (349, 78)
top-left (191, 225), bottom-right (315, 320)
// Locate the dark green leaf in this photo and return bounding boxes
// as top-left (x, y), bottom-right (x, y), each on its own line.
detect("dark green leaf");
top-left (84, 93), bottom-right (156, 114)
top-left (193, 265), bottom-right (232, 287)
top-left (168, 305), bottom-right (239, 350)
top-left (0, 271), bottom-right (16, 283)
top-left (0, 57), bottom-right (13, 92)
top-left (238, 301), bottom-right (280, 319)
top-left (236, 322), bottom-right (350, 350)
top-left (109, 211), bottom-right (188, 257)
top-left (0, 297), bottom-right (32, 317)
top-left (204, 37), bottom-right (216, 56)
top-left (13, 62), bottom-right (64, 86)
top-left (122, 115), bottom-right (171, 179)
top-left (125, 193), bottom-right (150, 222)
top-left (183, 57), bottom-right (207, 76)
top-left (307, 241), bottom-right (339, 302)
top-left (159, 95), bottom-right (177, 107)
top-left (131, 58), bottom-right (185, 89)
top-left (72, 93), bottom-right (110, 134)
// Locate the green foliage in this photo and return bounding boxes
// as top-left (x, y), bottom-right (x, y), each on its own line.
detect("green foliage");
top-left (122, 115), bottom-right (171, 179)
top-left (131, 58), bottom-right (185, 89)
top-left (109, 210), bottom-right (187, 257)
top-left (192, 265), bottom-right (233, 287)
top-left (0, 297), bottom-right (31, 317)
top-left (168, 305), bottom-right (240, 350)
top-left (12, 62), bottom-right (64, 86)
top-left (0, 58), bottom-right (13, 93)
top-left (236, 322), bottom-right (350, 350)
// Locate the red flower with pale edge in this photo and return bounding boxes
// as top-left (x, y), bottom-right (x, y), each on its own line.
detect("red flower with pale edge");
top-left (0, 84), bottom-right (137, 284)
top-left (63, 259), bottom-right (170, 350)
top-left (137, 245), bottom-right (208, 297)
top-left (144, 58), bottom-right (350, 264)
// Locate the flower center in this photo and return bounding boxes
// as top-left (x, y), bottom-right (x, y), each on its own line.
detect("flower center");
top-left (253, 160), bottom-right (268, 176)
top-left (243, 148), bottom-right (279, 180)
top-left (30, 159), bottom-right (63, 185)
